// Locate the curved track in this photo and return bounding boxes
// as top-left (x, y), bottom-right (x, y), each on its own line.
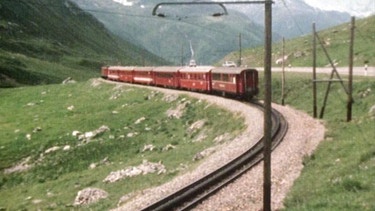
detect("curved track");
top-left (140, 101), bottom-right (288, 211)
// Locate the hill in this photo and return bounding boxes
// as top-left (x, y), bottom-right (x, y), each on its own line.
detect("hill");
top-left (220, 15), bottom-right (375, 67)
top-left (0, 80), bottom-right (245, 210)
top-left (230, 0), bottom-right (351, 38)
top-left (72, 0), bottom-right (266, 65)
top-left (0, 0), bottom-right (165, 87)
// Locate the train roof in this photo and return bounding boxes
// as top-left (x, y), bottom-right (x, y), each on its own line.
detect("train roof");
top-left (179, 66), bottom-right (214, 73)
top-left (134, 66), bottom-right (154, 71)
top-left (153, 66), bottom-right (182, 73)
top-left (212, 67), bottom-right (257, 74)
top-left (108, 66), bottom-right (134, 71)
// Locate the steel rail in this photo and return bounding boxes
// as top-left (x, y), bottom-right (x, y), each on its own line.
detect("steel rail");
top-left (140, 101), bottom-right (288, 211)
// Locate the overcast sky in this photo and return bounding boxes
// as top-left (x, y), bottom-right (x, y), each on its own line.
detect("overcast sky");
top-left (304, 0), bottom-right (375, 17)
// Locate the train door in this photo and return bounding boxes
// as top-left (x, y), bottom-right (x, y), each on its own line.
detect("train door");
top-left (245, 70), bottom-right (258, 95)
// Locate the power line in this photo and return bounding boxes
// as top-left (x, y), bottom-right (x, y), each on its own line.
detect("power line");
top-left (280, 0), bottom-right (305, 36)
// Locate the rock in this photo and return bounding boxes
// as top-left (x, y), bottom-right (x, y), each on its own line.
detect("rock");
top-left (89, 163), bottom-right (96, 169)
top-left (26, 133), bottom-right (31, 141)
top-left (32, 199), bottom-right (42, 204)
top-left (135, 117), bottom-right (146, 124)
top-left (72, 130), bottom-right (81, 137)
top-left (188, 120), bottom-right (206, 133)
top-left (162, 144), bottom-right (176, 151)
top-left (166, 100), bottom-right (190, 119)
top-left (44, 146), bottom-right (60, 154)
top-left (62, 77), bottom-right (76, 84)
top-left (63, 145), bottom-right (71, 151)
top-left (162, 94), bottom-right (179, 103)
top-left (142, 144), bottom-right (155, 152)
top-left (369, 105), bottom-right (375, 118)
top-left (127, 132), bottom-right (138, 138)
top-left (74, 125), bottom-right (110, 143)
top-left (213, 133), bottom-right (230, 144)
top-left (67, 105), bottom-right (75, 111)
top-left (73, 188), bottom-right (108, 206)
top-left (4, 156), bottom-right (32, 174)
top-left (103, 160), bottom-right (166, 183)
top-left (83, 131), bottom-right (95, 139)
top-left (193, 147), bottom-right (216, 161)
top-left (89, 157), bottom-right (110, 169)
top-left (33, 127), bottom-right (42, 133)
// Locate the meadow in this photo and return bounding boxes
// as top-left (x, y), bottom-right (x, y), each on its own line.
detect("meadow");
top-left (0, 79), bottom-right (244, 210)
top-left (0, 72), bottom-right (374, 210)
top-left (263, 72), bottom-right (375, 211)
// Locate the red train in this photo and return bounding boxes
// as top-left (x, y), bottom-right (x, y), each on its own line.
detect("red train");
top-left (101, 66), bottom-right (259, 99)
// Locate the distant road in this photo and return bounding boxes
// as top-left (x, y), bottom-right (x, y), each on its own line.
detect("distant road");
top-left (255, 66), bottom-right (375, 77)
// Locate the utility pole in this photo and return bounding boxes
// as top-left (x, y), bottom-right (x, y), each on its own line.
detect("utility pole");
top-left (181, 43), bottom-right (184, 66)
top-left (312, 23), bottom-right (317, 118)
top-left (263, 0), bottom-right (273, 210)
top-left (347, 16), bottom-right (355, 122)
top-left (281, 37), bottom-right (285, 106)
top-left (239, 33), bottom-right (242, 66)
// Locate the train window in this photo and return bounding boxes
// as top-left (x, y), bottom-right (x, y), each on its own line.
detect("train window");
top-left (157, 73), bottom-right (173, 78)
top-left (222, 74), bottom-right (229, 81)
top-left (213, 73), bottom-right (221, 80)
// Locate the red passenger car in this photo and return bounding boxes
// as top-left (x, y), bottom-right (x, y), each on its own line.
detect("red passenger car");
top-left (133, 66), bottom-right (154, 85)
top-left (153, 66), bottom-right (181, 88)
top-left (211, 67), bottom-right (258, 98)
top-left (101, 66), bottom-right (109, 79)
top-left (117, 66), bottom-right (134, 83)
top-left (107, 66), bottom-right (122, 81)
top-left (179, 66), bottom-right (213, 92)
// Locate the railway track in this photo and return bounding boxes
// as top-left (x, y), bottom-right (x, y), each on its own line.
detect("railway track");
top-left (140, 101), bottom-right (288, 211)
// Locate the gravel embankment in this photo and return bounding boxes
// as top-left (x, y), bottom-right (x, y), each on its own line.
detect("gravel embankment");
top-left (101, 79), bottom-right (325, 211)
top-left (194, 103), bottom-right (325, 211)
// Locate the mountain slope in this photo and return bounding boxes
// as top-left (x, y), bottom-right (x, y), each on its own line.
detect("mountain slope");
top-left (221, 15), bottom-right (375, 67)
top-left (229, 0), bottom-right (351, 38)
top-left (72, 0), bottom-right (267, 65)
top-left (0, 0), bottom-right (165, 87)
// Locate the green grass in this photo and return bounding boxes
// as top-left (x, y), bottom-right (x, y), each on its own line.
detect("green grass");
top-left (259, 72), bottom-right (375, 211)
top-left (0, 80), bottom-right (245, 210)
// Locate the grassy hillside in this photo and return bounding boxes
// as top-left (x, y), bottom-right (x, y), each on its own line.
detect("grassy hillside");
top-left (0, 0), bottom-right (166, 87)
top-left (0, 80), bottom-right (245, 210)
top-left (221, 15), bottom-right (375, 67)
top-left (258, 72), bottom-right (375, 210)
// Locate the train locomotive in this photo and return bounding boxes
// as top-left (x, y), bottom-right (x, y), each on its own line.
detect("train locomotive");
top-left (101, 66), bottom-right (259, 99)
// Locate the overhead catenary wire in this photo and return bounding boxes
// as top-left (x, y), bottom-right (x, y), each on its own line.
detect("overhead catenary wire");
top-left (279, 0), bottom-right (305, 37)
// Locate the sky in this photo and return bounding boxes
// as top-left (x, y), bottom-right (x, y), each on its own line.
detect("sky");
top-left (304, 0), bottom-right (375, 17)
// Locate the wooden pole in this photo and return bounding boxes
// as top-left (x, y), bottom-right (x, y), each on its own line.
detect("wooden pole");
top-left (315, 33), bottom-right (349, 94)
top-left (347, 16), bottom-right (355, 122)
top-left (312, 23), bottom-right (317, 118)
top-left (263, 0), bottom-right (272, 210)
top-left (239, 33), bottom-right (242, 67)
top-left (281, 37), bottom-right (285, 106)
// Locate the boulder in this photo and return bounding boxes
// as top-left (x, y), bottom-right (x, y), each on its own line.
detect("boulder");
top-left (73, 188), bottom-right (108, 206)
